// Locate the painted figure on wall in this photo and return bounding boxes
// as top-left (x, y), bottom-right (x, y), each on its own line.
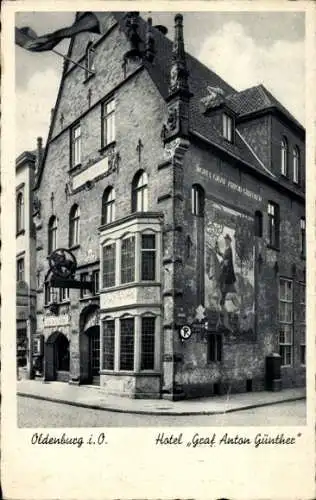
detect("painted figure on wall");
top-left (205, 201), bottom-right (255, 336)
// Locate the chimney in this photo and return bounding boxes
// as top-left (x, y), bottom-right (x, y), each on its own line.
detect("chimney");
top-left (36, 137), bottom-right (43, 172)
top-left (145, 17), bottom-right (155, 62)
top-left (154, 25), bottom-right (168, 35)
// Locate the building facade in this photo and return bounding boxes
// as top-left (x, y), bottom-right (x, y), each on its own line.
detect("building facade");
top-left (33, 11), bottom-right (305, 399)
top-left (16, 146), bottom-right (39, 378)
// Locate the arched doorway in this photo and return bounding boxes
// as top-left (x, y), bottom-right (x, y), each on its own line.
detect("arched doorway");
top-left (79, 305), bottom-right (100, 385)
top-left (86, 326), bottom-right (100, 385)
top-left (45, 332), bottom-right (69, 382)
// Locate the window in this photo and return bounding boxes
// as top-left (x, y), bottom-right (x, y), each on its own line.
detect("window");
top-left (101, 99), bottom-right (115, 147)
top-left (71, 123), bottom-right (81, 167)
top-left (191, 184), bottom-right (205, 216)
top-left (121, 236), bottom-right (135, 284)
top-left (299, 283), bottom-right (306, 365)
top-left (281, 137), bottom-right (288, 176)
top-left (92, 270), bottom-right (100, 294)
top-left (293, 146), bottom-right (300, 184)
top-left (207, 334), bottom-right (222, 362)
top-left (102, 319), bottom-right (115, 370)
top-left (69, 205), bottom-right (80, 247)
top-left (132, 171), bottom-right (148, 212)
top-left (102, 244), bottom-right (116, 288)
top-left (48, 216), bottom-right (57, 255)
top-left (222, 113), bottom-right (233, 142)
top-left (44, 284), bottom-right (58, 305)
top-left (16, 192), bottom-right (24, 233)
top-left (59, 288), bottom-right (69, 302)
top-left (85, 42), bottom-right (95, 79)
top-left (16, 257), bottom-right (25, 282)
top-left (141, 317), bottom-right (155, 370)
top-left (300, 217), bottom-right (305, 257)
top-left (267, 202), bottom-right (280, 248)
top-left (254, 210), bottom-right (263, 238)
top-left (279, 278), bottom-right (293, 366)
top-left (141, 234), bottom-right (156, 281)
top-left (120, 318), bottom-right (134, 370)
top-left (80, 272), bottom-right (90, 298)
top-left (101, 187), bottom-right (115, 225)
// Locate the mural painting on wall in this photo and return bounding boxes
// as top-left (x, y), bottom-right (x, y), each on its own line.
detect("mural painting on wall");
top-left (204, 200), bottom-right (255, 336)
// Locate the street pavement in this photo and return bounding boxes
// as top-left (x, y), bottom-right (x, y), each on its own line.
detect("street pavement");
top-left (18, 396), bottom-right (306, 427)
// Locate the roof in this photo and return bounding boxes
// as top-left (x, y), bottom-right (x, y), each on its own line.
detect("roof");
top-left (227, 84), bottom-right (304, 132)
top-left (119, 14), bottom-right (274, 177)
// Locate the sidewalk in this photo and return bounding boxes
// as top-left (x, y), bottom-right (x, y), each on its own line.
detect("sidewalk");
top-left (17, 379), bottom-right (305, 416)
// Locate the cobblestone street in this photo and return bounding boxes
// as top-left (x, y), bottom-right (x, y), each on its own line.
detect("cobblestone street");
top-left (18, 396), bottom-right (306, 427)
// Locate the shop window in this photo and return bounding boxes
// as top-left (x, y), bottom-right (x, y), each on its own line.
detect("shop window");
top-left (48, 215), bottom-right (57, 255)
top-left (16, 257), bottom-right (25, 282)
top-left (119, 318), bottom-right (134, 371)
top-left (267, 201), bottom-right (280, 249)
top-left (299, 283), bottom-right (306, 365)
top-left (70, 123), bottom-right (81, 168)
top-left (141, 317), bottom-right (155, 370)
top-left (300, 217), bottom-right (306, 258)
top-left (69, 204), bottom-right (80, 247)
top-left (191, 184), bottom-right (205, 216)
top-left (102, 243), bottom-right (116, 288)
top-left (222, 113), bottom-right (233, 142)
top-left (254, 210), bottom-right (263, 237)
top-left (207, 334), bottom-right (222, 362)
top-left (293, 146), bottom-right (300, 184)
top-left (16, 191), bottom-right (24, 233)
top-left (279, 278), bottom-right (293, 366)
top-left (102, 319), bottom-right (115, 370)
top-left (101, 98), bottom-right (115, 148)
top-left (121, 236), bottom-right (135, 284)
top-left (132, 170), bottom-right (148, 212)
top-left (141, 234), bottom-right (156, 281)
top-left (281, 137), bottom-right (288, 176)
top-left (101, 187), bottom-right (115, 225)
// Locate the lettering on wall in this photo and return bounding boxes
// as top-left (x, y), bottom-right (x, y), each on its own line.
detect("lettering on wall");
top-left (44, 314), bottom-right (70, 328)
top-left (197, 166), bottom-right (262, 202)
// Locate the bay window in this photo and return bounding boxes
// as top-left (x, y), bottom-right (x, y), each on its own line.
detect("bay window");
top-left (121, 236), bottom-right (135, 284)
top-left (141, 234), bottom-right (156, 281)
top-left (119, 318), bottom-right (134, 370)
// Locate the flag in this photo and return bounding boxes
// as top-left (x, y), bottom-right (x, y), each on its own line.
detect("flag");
top-left (15, 12), bottom-right (102, 52)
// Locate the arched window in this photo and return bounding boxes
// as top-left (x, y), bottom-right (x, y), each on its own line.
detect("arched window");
top-left (254, 210), bottom-right (263, 237)
top-left (191, 184), bottom-right (205, 216)
top-left (132, 170), bottom-right (148, 212)
top-left (102, 187), bottom-right (115, 225)
top-left (293, 146), bottom-right (300, 184)
top-left (69, 204), bottom-right (80, 247)
top-left (48, 216), bottom-right (57, 255)
top-left (85, 42), bottom-right (95, 79)
top-left (281, 137), bottom-right (288, 176)
top-left (16, 192), bottom-right (24, 233)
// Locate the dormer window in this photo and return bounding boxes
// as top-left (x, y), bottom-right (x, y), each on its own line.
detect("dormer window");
top-left (222, 113), bottom-right (233, 142)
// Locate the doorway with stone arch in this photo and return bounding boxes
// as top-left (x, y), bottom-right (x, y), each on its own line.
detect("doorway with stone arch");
top-left (79, 305), bottom-right (100, 385)
top-left (45, 331), bottom-right (70, 382)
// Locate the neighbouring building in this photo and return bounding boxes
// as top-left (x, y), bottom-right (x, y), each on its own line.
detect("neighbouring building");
top-left (16, 140), bottom-right (42, 378)
top-left (32, 11), bottom-right (305, 399)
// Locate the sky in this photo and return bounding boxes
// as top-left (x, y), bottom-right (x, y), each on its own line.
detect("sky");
top-left (15, 10), bottom-right (305, 156)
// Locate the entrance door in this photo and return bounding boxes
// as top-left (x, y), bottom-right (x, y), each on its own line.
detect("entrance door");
top-left (88, 327), bottom-right (100, 385)
top-left (55, 333), bottom-right (69, 382)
